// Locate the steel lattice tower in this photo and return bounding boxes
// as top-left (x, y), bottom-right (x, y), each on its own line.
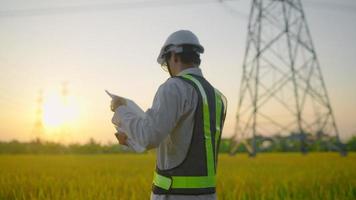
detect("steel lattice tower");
top-left (231, 0), bottom-right (345, 156)
top-left (33, 89), bottom-right (44, 139)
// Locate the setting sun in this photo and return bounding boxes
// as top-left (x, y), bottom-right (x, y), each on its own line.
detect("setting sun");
top-left (42, 91), bottom-right (80, 130)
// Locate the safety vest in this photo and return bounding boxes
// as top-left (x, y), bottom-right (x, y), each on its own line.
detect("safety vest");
top-left (152, 73), bottom-right (226, 195)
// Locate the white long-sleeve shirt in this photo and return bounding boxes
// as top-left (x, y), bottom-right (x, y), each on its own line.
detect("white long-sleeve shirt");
top-left (116, 67), bottom-right (217, 200)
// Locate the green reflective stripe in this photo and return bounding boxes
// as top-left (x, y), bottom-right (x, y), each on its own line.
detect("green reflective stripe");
top-left (153, 172), bottom-right (172, 190)
top-left (153, 172), bottom-right (216, 189)
top-left (214, 89), bottom-right (222, 167)
top-left (171, 175), bottom-right (216, 188)
top-left (181, 74), bottom-right (215, 176)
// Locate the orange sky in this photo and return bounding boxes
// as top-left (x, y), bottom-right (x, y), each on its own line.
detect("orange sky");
top-left (0, 0), bottom-right (355, 144)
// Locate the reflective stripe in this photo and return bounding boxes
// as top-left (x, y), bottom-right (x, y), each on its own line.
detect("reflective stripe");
top-left (153, 172), bottom-right (216, 189)
top-left (214, 89), bottom-right (222, 168)
top-left (172, 175), bottom-right (216, 188)
top-left (181, 74), bottom-right (215, 176)
top-left (153, 172), bottom-right (172, 190)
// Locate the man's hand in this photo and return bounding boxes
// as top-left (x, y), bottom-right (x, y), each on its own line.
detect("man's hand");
top-left (110, 96), bottom-right (127, 112)
top-left (115, 132), bottom-right (128, 146)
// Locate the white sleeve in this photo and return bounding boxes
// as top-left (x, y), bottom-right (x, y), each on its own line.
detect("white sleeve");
top-left (116, 79), bottom-right (190, 149)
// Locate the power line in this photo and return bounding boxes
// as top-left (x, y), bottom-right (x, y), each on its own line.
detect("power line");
top-left (0, 0), bottom-right (354, 19)
top-left (304, 0), bottom-right (356, 14)
top-left (218, 0), bottom-right (248, 18)
top-left (0, 0), bottom-right (240, 18)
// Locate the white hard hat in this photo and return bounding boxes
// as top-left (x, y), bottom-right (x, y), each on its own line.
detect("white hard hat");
top-left (157, 30), bottom-right (204, 65)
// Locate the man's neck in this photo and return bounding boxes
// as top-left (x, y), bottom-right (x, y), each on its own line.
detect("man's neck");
top-left (177, 65), bottom-right (197, 73)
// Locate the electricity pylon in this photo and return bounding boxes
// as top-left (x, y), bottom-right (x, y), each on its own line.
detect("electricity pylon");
top-left (59, 81), bottom-right (69, 143)
top-left (33, 89), bottom-right (44, 139)
top-left (231, 0), bottom-right (346, 156)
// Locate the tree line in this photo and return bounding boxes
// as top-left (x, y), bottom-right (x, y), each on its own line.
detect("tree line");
top-left (0, 135), bottom-right (355, 154)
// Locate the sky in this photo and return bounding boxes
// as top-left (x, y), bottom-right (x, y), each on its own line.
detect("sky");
top-left (0, 0), bottom-right (355, 144)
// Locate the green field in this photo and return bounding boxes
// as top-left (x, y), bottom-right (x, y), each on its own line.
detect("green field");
top-left (0, 153), bottom-right (355, 200)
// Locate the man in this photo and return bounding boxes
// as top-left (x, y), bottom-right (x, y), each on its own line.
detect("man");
top-left (111, 30), bottom-right (227, 200)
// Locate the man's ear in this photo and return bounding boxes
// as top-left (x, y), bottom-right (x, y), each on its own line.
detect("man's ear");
top-left (173, 53), bottom-right (179, 63)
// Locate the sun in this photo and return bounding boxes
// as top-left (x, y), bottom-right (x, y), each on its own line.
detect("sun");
top-left (42, 91), bottom-right (80, 130)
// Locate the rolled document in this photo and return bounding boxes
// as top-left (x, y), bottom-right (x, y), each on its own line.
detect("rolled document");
top-left (106, 90), bottom-right (146, 153)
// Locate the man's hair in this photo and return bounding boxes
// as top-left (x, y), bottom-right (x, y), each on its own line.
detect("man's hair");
top-left (165, 45), bottom-right (201, 66)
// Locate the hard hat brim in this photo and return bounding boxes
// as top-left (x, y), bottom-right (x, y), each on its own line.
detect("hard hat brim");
top-left (157, 44), bottom-right (204, 65)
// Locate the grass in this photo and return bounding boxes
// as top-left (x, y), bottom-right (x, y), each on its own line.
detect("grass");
top-left (0, 153), bottom-right (355, 200)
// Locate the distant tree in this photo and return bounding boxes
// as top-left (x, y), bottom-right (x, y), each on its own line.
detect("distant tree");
top-left (347, 136), bottom-right (356, 151)
top-left (218, 138), bottom-right (232, 153)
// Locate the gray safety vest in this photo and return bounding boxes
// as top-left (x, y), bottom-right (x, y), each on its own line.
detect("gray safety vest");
top-left (152, 74), bottom-right (226, 195)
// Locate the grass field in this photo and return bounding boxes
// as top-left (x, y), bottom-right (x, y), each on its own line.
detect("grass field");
top-left (0, 153), bottom-right (355, 200)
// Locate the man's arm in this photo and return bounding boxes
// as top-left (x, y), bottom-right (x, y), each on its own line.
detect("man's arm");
top-left (115, 79), bottom-right (193, 149)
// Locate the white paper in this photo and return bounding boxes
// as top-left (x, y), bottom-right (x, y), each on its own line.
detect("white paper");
top-left (106, 90), bottom-right (146, 153)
